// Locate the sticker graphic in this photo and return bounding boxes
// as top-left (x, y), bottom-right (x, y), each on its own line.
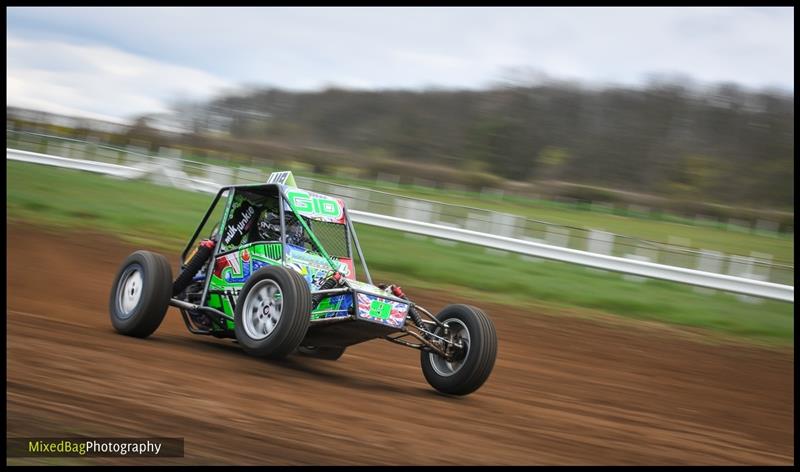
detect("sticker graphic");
top-left (284, 189), bottom-right (345, 223)
top-left (356, 293), bottom-right (409, 328)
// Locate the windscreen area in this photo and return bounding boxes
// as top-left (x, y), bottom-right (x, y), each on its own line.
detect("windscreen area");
top-left (219, 187), bottom-right (280, 253)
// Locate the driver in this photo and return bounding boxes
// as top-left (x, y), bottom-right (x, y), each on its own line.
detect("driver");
top-left (255, 206), bottom-right (308, 247)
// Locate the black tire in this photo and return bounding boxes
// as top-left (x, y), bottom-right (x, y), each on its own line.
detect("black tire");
top-left (109, 250), bottom-right (173, 338)
top-left (234, 266), bottom-right (312, 359)
top-left (420, 304), bottom-right (497, 396)
top-left (296, 345), bottom-right (346, 361)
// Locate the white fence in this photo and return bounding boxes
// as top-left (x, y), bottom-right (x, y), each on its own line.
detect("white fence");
top-left (7, 147), bottom-right (793, 302)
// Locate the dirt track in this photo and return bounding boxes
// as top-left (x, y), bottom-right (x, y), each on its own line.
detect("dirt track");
top-left (6, 224), bottom-right (794, 465)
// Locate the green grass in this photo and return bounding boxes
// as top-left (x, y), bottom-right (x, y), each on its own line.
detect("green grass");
top-left (296, 171), bottom-right (794, 264)
top-left (9, 132), bottom-right (792, 262)
top-left (356, 227), bottom-right (792, 344)
top-left (6, 161), bottom-right (794, 345)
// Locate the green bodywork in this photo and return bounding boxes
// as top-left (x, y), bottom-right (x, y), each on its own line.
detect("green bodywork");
top-left (182, 172), bottom-right (400, 335)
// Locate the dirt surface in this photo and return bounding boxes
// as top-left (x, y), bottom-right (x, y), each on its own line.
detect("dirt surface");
top-left (6, 223), bottom-right (794, 465)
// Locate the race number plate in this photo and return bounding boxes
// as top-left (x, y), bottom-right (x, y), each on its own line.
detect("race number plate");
top-left (355, 293), bottom-right (409, 329)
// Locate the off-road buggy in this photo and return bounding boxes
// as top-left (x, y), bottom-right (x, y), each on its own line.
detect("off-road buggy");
top-left (109, 171), bottom-right (497, 395)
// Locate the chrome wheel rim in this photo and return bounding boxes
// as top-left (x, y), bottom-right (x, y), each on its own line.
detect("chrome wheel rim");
top-left (429, 318), bottom-right (470, 377)
top-left (243, 280), bottom-right (283, 340)
top-left (117, 265), bottom-right (143, 319)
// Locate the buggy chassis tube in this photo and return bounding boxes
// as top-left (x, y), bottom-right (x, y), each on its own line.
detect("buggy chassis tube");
top-left (385, 326), bottom-right (452, 359)
top-left (170, 298), bottom-right (228, 321)
top-left (342, 207), bottom-right (373, 285)
top-left (310, 287), bottom-right (351, 296)
top-left (180, 188), bottom-right (227, 262)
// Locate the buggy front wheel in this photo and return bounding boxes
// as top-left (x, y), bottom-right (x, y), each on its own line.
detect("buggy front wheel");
top-left (420, 304), bottom-right (497, 396)
top-left (234, 266), bottom-right (312, 360)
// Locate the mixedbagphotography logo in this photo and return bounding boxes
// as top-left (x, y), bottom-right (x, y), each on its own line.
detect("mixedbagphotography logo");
top-left (6, 438), bottom-right (184, 457)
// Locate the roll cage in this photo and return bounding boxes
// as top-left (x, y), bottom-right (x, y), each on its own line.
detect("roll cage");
top-left (180, 182), bottom-right (378, 311)
top-left (171, 178), bottom-right (459, 360)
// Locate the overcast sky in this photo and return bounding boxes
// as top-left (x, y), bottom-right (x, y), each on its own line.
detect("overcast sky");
top-left (6, 6), bottom-right (794, 123)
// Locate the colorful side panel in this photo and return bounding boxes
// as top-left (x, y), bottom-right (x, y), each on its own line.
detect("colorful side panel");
top-left (207, 242), bottom-right (337, 320)
top-left (208, 242), bottom-right (284, 317)
top-left (355, 293), bottom-right (409, 329)
top-left (310, 294), bottom-right (353, 321)
top-left (285, 244), bottom-right (336, 289)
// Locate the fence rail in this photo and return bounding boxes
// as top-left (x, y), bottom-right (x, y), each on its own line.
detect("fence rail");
top-left (6, 144), bottom-right (794, 302)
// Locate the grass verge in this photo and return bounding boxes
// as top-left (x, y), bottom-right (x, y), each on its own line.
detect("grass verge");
top-left (6, 160), bottom-right (793, 346)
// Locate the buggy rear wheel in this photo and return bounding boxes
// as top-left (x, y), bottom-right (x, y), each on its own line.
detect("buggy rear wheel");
top-left (109, 250), bottom-right (173, 338)
top-left (234, 266), bottom-right (312, 359)
top-left (420, 304), bottom-right (497, 396)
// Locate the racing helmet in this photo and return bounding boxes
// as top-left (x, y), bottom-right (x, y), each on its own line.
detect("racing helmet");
top-left (256, 208), bottom-right (307, 246)
top-left (256, 208), bottom-right (282, 242)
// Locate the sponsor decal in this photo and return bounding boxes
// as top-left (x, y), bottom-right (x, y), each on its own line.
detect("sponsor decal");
top-left (337, 258), bottom-right (354, 279)
top-left (267, 170), bottom-right (297, 186)
top-left (368, 299), bottom-right (392, 319)
top-left (285, 189), bottom-right (345, 223)
top-left (356, 293), bottom-right (409, 328)
top-left (310, 294), bottom-right (353, 320)
top-left (223, 203), bottom-right (256, 246)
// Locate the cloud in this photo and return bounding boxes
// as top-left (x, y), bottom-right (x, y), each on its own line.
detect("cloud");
top-left (5, 7), bottom-right (793, 121)
top-left (6, 35), bottom-right (232, 121)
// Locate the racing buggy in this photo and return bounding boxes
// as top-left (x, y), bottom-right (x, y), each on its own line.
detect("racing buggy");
top-left (109, 171), bottom-right (497, 395)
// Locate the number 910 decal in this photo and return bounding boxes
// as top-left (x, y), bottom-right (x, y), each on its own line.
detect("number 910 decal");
top-left (285, 189), bottom-right (345, 223)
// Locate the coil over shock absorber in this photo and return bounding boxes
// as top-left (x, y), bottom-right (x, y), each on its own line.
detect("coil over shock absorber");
top-left (389, 285), bottom-right (425, 330)
top-left (172, 239), bottom-right (216, 297)
top-left (311, 271), bottom-right (343, 308)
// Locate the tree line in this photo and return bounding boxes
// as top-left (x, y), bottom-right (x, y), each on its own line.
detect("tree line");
top-left (175, 79), bottom-right (792, 210)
